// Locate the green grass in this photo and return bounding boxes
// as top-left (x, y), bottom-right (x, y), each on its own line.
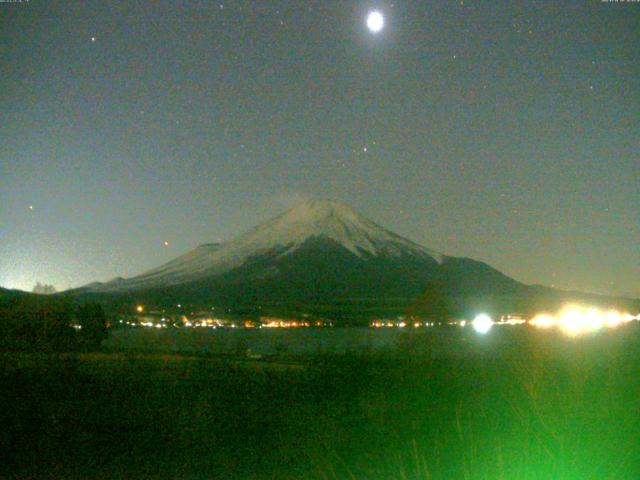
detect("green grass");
top-left (1, 326), bottom-right (639, 479)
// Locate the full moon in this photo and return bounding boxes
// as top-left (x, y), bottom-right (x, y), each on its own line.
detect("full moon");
top-left (366, 11), bottom-right (384, 33)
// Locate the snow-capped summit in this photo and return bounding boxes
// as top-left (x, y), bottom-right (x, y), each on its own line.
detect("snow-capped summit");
top-left (84, 199), bottom-right (443, 292)
top-left (235, 199), bottom-right (443, 260)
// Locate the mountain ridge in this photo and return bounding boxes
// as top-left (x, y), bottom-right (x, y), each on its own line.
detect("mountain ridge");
top-left (65, 199), bottom-right (639, 319)
top-left (81, 199), bottom-right (444, 293)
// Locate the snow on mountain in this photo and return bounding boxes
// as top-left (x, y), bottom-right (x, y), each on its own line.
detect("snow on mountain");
top-left (85, 199), bottom-right (444, 292)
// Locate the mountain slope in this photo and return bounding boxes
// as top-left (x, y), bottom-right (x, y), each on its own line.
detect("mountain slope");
top-left (83, 199), bottom-right (444, 293)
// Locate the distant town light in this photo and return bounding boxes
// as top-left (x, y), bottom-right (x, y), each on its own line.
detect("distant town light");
top-left (529, 314), bottom-right (554, 329)
top-left (136, 305), bottom-right (144, 313)
top-left (529, 304), bottom-right (637, 337)
top-left (472, 313), bottom-right (493, 334)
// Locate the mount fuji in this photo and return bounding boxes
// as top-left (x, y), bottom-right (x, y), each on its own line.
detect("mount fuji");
top-left (69, 199), bottom-right (634, 319)
top-left (68, 200), bottom-right (524, 315)
top-left (85, 199), bottom-right (449, 292)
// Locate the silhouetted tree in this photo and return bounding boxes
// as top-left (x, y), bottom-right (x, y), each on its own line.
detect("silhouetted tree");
top-left (406, 280), bottom-right (450, 324)
top-left (40, 307), bottom-right (76, 351)
top-left (0, 299), bottom-right (75, 351)
top-left (75, 303), bottom-right (108, 350)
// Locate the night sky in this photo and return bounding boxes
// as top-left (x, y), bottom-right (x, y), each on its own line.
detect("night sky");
top-left (1, 0), bottom-right (638, 297)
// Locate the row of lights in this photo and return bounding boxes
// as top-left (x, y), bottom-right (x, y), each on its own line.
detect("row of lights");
top-left (133, 305), bottom-right (637, 337)
top-left (471, 305), bottom-right (639, 337)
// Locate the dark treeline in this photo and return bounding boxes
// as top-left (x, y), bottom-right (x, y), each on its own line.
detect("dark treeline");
top-left (0, 296), bottom-right (108, 351)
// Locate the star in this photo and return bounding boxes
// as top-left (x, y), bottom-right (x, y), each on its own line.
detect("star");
top-left (90, 36), bottom-right (96, 43)
top-left (28, 205), bottom-right (33, 210)
top-left (163, 241), bottom-right (169, 246)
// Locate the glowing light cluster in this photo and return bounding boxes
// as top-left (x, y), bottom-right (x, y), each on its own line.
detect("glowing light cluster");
top-left (530, 305), bottom-right (637, 337)
top-left (498, 314), bottom-right (527, 326)
top-left (472, 313), bottom-right (493, 334)
top-left (370, 320), bottom-right (438, 328)
top-left (262, 319), bottom-right (311, 328)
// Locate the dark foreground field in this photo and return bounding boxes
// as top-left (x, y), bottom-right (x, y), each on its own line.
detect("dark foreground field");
top-left (1, 326), bottom-right (640, 479)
